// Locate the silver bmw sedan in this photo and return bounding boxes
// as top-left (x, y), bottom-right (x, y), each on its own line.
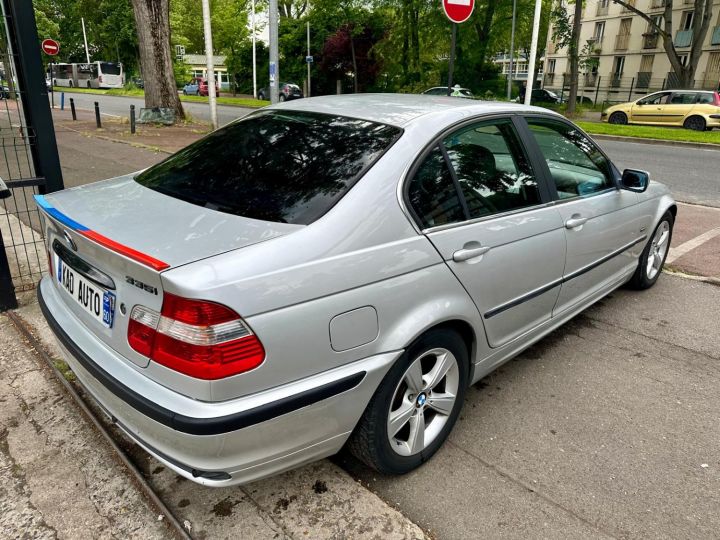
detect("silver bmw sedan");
top-left (36, 94), bottom-right (676, 486)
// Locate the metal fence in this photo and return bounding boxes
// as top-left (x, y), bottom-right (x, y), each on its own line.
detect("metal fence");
top-left (0, 0), bottom-right (63, 309)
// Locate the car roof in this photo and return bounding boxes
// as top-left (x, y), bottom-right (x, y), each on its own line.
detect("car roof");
top-left (271, 93), bottom-right (553, 127)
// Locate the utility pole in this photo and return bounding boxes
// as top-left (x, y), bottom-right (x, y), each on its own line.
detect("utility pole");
top-left (507, 0), bottom-right (517, 100)
top-left (269, 0), bottom-right (279, 103)
top-left (251, 0), bottom-right (257, 98)
top-left (201, 0), bottom-right (218, 129)
top-left (524, 0), bottom-right (542, 106)
top-left (81, 17), bottom-right (91, 63)
top-left (306, 22), bottom-right (311, 97)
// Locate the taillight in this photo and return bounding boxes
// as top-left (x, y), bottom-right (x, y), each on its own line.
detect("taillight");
top-left (128, 293), bottom-right (265, 379)
top-left (283, 86), bottom-right (290, 95)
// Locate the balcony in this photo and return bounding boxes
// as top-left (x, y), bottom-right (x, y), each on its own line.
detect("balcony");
top-left (650, 0), bottom-right (666, 9)
top-left (699, 71), bottom-right (720, 90)
top-left (547, 42), bottom-right (557, 54)
top-left (712, 26), bottom-right (720, 46)
top-left (674, 29), bottom-right (693, 48)
top-left (608, 72), bottom-right (623, 88)
top-left (621, 0), bottom-right (636, 12)
top-left (596, 3), bottom-right (609, 16)
top-left (584, 73), bottom-right (599, 87)
top-left (589, 36), bottom-right (603, 53)
top-left (636, 71), bottom-right (652, 88)
top-left (615, 33), bottom-right (630, 51)
top-left (544, 73), bottom-right (556, 85)
top-left (643, 33), bottom-right (659, 49)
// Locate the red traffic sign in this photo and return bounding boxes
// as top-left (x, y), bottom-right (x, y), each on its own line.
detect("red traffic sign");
top-left (41, 39), bottom-right (60, 56)
top-left (442, 0), bottom-right (474, 24)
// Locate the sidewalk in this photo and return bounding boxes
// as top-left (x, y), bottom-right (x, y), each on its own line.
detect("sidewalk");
top-left (0, 209), bottom-right (427, 539)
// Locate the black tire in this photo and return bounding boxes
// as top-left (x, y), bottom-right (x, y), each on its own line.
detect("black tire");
top-left (182, 89), bottom-right (187, 95)
top-left (347, 328), bottom-right (469, 474)
top-left (628, 210), bottom-right (674, 290)
top-left (683, 115), bottom-right (706, 131)
top-left (609, 111), bottom-right (628, 125)
top-left (69, 81), bottom-right (73, 88)
top-left (87, 81), bottom-right (91, 88)
top-left (279, 94), bottom-right (286, 102)
top-left (258, 92), bottom-right (265, 100)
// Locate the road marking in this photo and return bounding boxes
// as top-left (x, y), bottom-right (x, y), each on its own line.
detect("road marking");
top-left (666, 227), bottom-right (720, 264)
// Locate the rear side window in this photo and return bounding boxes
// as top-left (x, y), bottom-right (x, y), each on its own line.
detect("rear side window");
top-left (696, 93), bottom-right (714, 104)
top-left (135, 111), bottom-right (401, 224)
top-left (407, 146), bottom-right (465, 229)
top-left (669, 92), bottom-right (697, 104)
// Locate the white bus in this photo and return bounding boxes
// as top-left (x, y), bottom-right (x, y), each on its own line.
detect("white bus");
top-left (51, 62), bottom-right (124, 89)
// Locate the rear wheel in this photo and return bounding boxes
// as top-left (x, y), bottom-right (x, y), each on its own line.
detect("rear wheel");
top-left (683, 115), bottom-right (706, 131)
top-left (628, 211), bottom-right (674, 290)
top-left (279, 94), bottom-right (286, 102)
top-left (609, 111), bottom-right (628, 125)
top-left (348, 328), bottom-right (469, 474)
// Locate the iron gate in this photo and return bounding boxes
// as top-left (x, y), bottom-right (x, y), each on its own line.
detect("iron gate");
top-left (0, 0), bottom-right (64, 310)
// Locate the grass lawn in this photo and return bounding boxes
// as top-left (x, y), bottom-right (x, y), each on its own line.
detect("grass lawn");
top-left (53, 86), bottom-right (268, 108)
top-left (577, 121), bottom-right (720, 145)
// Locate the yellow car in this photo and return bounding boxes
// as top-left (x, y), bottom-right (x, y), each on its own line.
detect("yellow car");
top-left (601, 89), bottom-right (720, 131)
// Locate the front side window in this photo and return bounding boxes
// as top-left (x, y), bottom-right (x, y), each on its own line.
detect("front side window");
top-left (135, 111), bottom-right (401, 224)
top-left (443, 120), bottom-right (541, 219)
top-left (407, 146), bottom-right (465, 229)
top-left (638, 92), bottom-right (670, 105)
top-left (526, 119), bottom-right (613, 199)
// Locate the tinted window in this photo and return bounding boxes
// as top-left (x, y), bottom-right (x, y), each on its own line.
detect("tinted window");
top-left (669, 92), bottom-right (697, 104)
top-left (100, 62), bottom-right (121, 75)
top-left (696, 93), bottom-right (714, 104)
top-left (407, 146), bottom-right (464, 229)
top-left (443, 120), bottom-right (541, 218)
top-left (527, 119), bottom-right (613, 199)
top-left (135, 111), bottom-right (400, 224)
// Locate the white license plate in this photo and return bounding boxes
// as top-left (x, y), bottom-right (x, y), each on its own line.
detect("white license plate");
top-left (54, 254), bottom-right (116, 329)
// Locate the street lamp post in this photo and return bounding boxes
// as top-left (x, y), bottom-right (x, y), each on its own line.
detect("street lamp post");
top-left (201, 0), bottom-right (218, 129)
top-left (251, 0), bottom-right (257, 99)
top-left (269, 0), bottom-right (279, 104)
top-left (524, 0), bottom-right (542, 106)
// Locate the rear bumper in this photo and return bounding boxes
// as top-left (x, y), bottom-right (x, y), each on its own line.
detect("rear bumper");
top-left (38, 277), bottom-right (398, 486)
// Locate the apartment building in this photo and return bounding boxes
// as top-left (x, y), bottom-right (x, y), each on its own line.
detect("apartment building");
top-left (543, 0), bottom-right (720, 102)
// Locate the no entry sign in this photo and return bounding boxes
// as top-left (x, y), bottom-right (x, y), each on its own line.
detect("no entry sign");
top-left (41, 39), bottom-right (60, 56)
top-left (442, 0), bottom-right (475, 24)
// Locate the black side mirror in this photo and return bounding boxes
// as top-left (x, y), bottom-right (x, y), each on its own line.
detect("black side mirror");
top-left (620, 169), bottom-right (649, 193)
top-left (0, 177), bottom-right (11, 199)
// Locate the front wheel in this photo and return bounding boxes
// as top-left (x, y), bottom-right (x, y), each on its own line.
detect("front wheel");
top-left (628, 211), bottom-right (674, 290)
top-left (348, 328), bottom-right (469, 474)
top-left (279, 94), bottom-right (286, 102)
top-left (609, 111), bottom-right (628, 125)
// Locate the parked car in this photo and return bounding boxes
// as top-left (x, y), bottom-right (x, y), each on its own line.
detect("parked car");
top-left (519, 88), bottom-right (563, 104)
top-left (36, 94), bottom-right (675, 486)
top-left (602, 90), bottom-right (720, 131)
top-left (257, 82), bottom-right (303, 102)
top-left (422, 85), bottom-right (475, 99)
top-left (132, 77), bottom-right (144, 89)
top-left (183, 77), bottom-right (220, 97)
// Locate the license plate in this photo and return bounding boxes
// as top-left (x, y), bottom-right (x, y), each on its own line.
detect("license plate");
top-left (54, 254), bottom-right (116, 329)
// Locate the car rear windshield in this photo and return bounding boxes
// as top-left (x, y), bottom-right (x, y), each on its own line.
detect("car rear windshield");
top-left (134, 110), bottom-right (401, 224)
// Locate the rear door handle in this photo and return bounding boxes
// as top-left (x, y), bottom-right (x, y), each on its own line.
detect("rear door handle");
top-left (565, 216), bottom-right (588, 229)
top-left (453, 245), bottom-right (491, 262)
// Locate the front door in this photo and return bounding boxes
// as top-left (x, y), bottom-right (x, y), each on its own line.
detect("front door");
top-left (406, 117), bottom-right (565, 348)
top-left (523, 117), bottom-right (643, 315)
top-left (630, 91), bottom-right (670, 124)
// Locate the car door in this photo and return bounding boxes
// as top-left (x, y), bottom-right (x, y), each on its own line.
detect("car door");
top-left (405, 116), bottom-right (566, 349)
top-left (523, 117), bottom-right (644, 316)
top-left (658, 91), bottom-right (698, 125)
top-left (629, 92), bottom-right (670, 123)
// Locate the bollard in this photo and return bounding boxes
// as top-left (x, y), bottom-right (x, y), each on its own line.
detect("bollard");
top-left (130, 104), bottom-right (136, 134)
top-left (94, 101), bottom-right (102, 128)
top-left (70, 97), bottom-right (77, 120)
top-left (60, 92), bottom-right (65, 111)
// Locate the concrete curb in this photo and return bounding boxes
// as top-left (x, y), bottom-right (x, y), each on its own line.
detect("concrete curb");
top-left (58, 123), bottom-right (174, 154)
top-left (590, 133), bottom-right (720, 151)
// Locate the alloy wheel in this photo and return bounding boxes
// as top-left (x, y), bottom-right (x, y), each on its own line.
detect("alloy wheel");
top-left (646, 220), bottom-right (670, 280)
top-left (386, 347), bottom-right (459, 457)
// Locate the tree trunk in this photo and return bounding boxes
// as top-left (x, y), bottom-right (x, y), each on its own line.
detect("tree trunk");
top-left (473, 3), bottom-right (497, 69)
top-left (130, 0), bottom-right (184, 120)
top-left (566, 0), bottom-right (583, 115)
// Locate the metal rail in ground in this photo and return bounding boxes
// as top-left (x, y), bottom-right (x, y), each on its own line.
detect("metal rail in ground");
top-left (6, 310), bottom-right (193, 540)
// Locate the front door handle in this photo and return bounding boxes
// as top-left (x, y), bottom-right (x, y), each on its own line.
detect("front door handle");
top-left (565, 215), bottom-right (588, 229)
top-left (453, 245), bottom-right (491, 262)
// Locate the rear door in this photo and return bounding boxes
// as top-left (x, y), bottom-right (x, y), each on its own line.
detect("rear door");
top-left (659, 91), bottom-right (698, 125)
top-left (522, 117), bottom-right (643, 316)
top-left (406, 116), bottom-right (566, 348)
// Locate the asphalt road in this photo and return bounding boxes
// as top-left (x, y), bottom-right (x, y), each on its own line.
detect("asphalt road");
top-left (598, 139), bottom-right (720, 208)
top-left (54, 91), bottom-right (253, 126)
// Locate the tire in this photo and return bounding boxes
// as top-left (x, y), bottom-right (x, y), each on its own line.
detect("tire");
top-left (628, 211), bottom-right (674, 290)
top-left (87, 81), bottom-right (91, 88)
top-left (347, 328), bottom-right (469, 474)
top-left (69, 81), bottom-right (73, 88)
top-left (183, 89), bottom-right (187, 95)
top-left (609, 111), bottom-right (628, 125)
top-left (683, 115), bottom-right (706, 131)
top-left (279, 94), bottom-right (286, 102)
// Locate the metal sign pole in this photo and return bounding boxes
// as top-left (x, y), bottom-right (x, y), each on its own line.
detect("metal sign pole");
top-left (306, 22), bottom-right (311, 98)
top-left (507, 0), bottom-right (517, 100)
top-left (269, 0), bottom-right (279, 103)
top-left (447, 23), bottom-right (457, 96)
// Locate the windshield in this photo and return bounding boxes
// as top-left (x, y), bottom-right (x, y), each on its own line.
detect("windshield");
top-left (134, 110), bottom-right (401, 224)
top-left (100, 62), bottom-right (122, 75)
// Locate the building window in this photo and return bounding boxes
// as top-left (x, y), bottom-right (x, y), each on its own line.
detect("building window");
top-left (594, 22), bottom-right (605, 44)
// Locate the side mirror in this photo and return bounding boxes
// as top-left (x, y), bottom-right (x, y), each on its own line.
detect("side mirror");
top-left (0, 177), bottom-right (11, 199)
top-left (620, 169), bottom-right (649, 193)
